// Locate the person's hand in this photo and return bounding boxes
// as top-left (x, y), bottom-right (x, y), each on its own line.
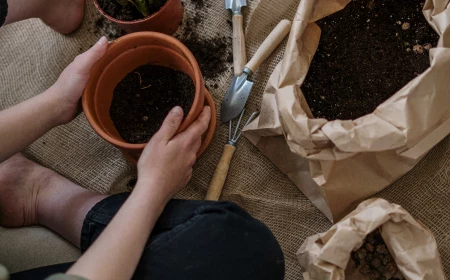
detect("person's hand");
top-left (136, 106), bottom-right (211, 203)
top-left (49, 36), bottom-right (108, 124)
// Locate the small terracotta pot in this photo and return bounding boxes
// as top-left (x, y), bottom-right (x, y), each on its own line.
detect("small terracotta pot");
top-left (93, 0), bottom-right (183, 34)
top-left (83, 32), bottom-right (216, 165)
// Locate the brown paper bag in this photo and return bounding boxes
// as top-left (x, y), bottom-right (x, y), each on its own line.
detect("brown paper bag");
top-left (243, 0), bottom-right (450, 222)
top-left (296, 198), bottom-right (446, 280)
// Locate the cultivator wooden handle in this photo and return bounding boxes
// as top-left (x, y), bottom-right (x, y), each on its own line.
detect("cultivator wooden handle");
top-left (205, 144), bottom-right (237, 201)
top-left (233, 14), bottom-right (247, 76)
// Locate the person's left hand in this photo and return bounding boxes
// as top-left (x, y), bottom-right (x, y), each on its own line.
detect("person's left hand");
top-left (50, 36), bottom-right (108, 124)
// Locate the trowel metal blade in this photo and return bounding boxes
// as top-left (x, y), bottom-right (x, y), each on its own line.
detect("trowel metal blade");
top-left (225, 0), bottom-right (247, 13)
top-left (220, 75), bottom-right (254, 123)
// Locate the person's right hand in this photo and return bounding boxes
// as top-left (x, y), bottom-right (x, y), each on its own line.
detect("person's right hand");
top-left (49, 36), bottom-right (108, 125)
top-left (136, 106), bottom-right (211, 203)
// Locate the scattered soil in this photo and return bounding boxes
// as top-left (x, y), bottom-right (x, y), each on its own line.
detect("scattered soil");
top-left (127, 178), bottom-right (137, 189)
top-left (110, 65), bottom-right (195, 143)
top-left (191, 0), bottom-right (205, 8)
top-left (92, 0), bottom-right (232, 80)
top-left (182, 32), bottom-right (232, 80)
top-left (346, 229), bottom-right (405, 280)
top-left (93, 17), bottom-right (126, 40)
top-left (97, 0), bottom-right (167, 21)
top-left (175, 0), bottom-right (232, 80)
top-left (301, 0), bottom-right (439, 120)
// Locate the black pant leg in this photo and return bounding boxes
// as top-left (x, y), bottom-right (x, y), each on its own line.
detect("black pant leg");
top-left (136, 200), bottom-right (285, 280)
top-left (10, 262), bottom-right (74, 280)
top-left (81, 193), bottom-right (285, 280)
top-left (0, 0), bottom-right (7, 27)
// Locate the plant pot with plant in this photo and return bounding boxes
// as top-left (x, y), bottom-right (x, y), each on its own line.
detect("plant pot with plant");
top-left (83, 32), bottom-right (217, 165)
top-left (94, 0), bottom-right (183, 34)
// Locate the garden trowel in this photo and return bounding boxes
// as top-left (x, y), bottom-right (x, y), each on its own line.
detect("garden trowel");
top-left (226, 0), bottom-right (247, 76)
top-left (220, 19), bottom-right (292, 123)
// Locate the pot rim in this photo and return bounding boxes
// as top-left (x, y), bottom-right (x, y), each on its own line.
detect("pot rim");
top-left (93, 0), bottom-right (174, 25)
top-left (83, 32), bottom-right (205, 151)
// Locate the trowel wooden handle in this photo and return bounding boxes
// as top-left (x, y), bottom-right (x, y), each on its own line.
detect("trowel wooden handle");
top-left (232, 14), bottom-right (247, 75)
top-left (246, 19), bottom-right (291, 73)
top-left (205, 144), bottom-right (236, 201)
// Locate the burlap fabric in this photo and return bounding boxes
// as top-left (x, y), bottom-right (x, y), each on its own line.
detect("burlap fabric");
top-left (0, 0), bottom-right (450, 279)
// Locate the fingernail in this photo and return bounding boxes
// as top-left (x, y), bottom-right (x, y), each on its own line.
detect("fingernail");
top-left (172, 106), bottom-right (183, 117)
top-left (97, 36), bottom-right (108, 46)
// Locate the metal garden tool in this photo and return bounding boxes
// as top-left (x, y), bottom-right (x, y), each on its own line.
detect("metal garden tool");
top-left (226, 0), bottom-right (247, 76)
top-left (206, 110), bottom-right (259, 201)
top-left (220, 19), bottom-right (291, 123)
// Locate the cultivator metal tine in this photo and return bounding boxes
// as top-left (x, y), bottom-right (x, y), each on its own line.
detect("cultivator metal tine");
top-left (228, 120), bottom-right (232, 142)
top-left (235, 111), bottom-right (259, 142)
top-left (232, 109), bottom-right (246, 141)
top-left (227, 109), bottom-right (259, 146)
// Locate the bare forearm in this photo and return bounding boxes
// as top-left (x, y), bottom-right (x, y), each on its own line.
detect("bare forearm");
top-left (67, 182), bottom-right (167, 280)
top-left (0, 86), bottom-right (63, 162)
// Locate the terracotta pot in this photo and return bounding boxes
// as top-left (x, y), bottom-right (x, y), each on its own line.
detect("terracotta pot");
top-left (93, 0), bottom-right (183, 34)
top-left (83, 32), bottom-right (216, 165)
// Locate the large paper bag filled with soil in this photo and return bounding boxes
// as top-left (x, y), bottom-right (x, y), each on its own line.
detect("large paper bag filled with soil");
top-left (243, 0), bottom-right (450, 222)
top-left (296, 198), bottom-right (446, 279)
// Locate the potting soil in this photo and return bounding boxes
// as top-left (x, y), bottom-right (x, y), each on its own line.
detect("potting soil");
top-left (190, 0), bottom-right (206, 8)
top-left (175, 0), bottom-right (233, 80)
top-left (110, 64), bottom-right (195, 144)
top-left (97, 0), bottom-right (167, 21)
top-left (181, 33), bottom-right (232, 81)
top-left (346, 229), bottom-right (405, 280)
top-left (92, 17), bottom-right (126, 40)
top-left (301, 0), bottom-right (439, 120)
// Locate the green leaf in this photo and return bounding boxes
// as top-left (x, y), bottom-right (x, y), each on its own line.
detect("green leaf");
top-left (130, 0), bottom-right (150, 17)
top-left (115, 0), bottom-right (129, 6)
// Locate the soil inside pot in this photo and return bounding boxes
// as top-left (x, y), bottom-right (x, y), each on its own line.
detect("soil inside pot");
top-left (97, 0), bottom-right (167, 21)
top-left (345, 229), bottom-right (405, 280)
top-left (301, 0), bottom-right (439, 120)
top-left (110, 64), bottom-right (195, 144)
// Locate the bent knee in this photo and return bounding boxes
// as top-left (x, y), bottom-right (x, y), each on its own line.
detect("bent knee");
top-left (191, 201), bottom-right (285, 279)
top-left (142, 201), bottom-right (285, 280)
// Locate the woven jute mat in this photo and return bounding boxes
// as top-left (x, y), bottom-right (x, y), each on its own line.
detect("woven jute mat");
top-left (1, 0), bottom-right (450, 278)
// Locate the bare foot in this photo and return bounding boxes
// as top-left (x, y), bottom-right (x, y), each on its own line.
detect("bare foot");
top-left (40, 0), bottom-right (85, 35)
top-left (0, 154), bottom-right (54, 227)
top-left (0, 154), bottom-right (107, 246)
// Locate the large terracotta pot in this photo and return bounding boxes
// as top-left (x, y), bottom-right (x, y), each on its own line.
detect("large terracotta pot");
top-left (93, 0), bottom-right (183, 34)
top-left (83, 32), bottom-right (216, 165)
